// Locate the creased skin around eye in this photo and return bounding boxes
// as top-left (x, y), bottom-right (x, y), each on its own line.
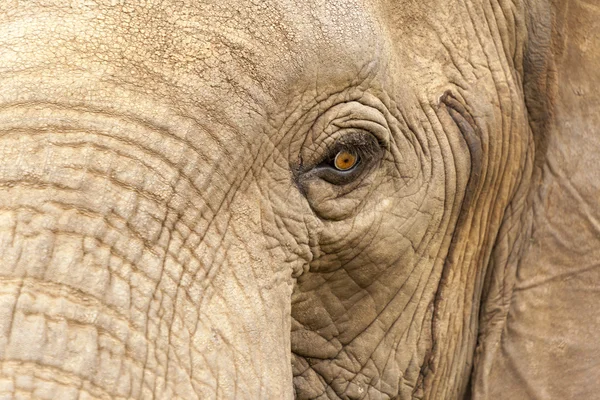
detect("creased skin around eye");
top-left (294, 131), bottom-right (386, 220)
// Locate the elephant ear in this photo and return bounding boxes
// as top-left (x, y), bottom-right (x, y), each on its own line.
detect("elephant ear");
top-left (472, 0), bottom-right (600, 398)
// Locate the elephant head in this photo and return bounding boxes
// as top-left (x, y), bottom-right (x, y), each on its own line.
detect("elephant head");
top-left (0, 0), bottom-right (597, 398)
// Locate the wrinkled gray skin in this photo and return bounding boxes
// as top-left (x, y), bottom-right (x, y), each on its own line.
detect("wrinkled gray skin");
top-left (0, 0), bottom-right (597, 399)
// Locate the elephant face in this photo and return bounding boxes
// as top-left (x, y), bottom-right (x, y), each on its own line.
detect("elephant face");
top-left (0, 0), bottom-right (559, 399)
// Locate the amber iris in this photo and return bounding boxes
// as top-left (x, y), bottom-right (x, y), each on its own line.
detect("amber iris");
top-left (334, 151), bottom-right (358, 171)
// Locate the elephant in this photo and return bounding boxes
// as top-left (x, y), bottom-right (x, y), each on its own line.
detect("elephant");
top-left (0, 0), bottom-right (598, 398)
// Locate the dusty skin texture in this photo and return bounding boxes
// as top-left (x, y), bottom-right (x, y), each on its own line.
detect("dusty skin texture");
top-left (0, 0), bottom-right (595, 399)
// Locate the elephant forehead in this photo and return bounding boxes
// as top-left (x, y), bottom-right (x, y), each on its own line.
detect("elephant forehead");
top-left (1, 1), bottom-right (380, 87)
top-left (0, 0), bottom-right (392, 133)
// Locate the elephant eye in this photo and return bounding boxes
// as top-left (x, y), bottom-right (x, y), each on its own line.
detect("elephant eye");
top-left (308, 132), bottom-right (383, 186)
top-left (334, 150), bottom-right (359, 171)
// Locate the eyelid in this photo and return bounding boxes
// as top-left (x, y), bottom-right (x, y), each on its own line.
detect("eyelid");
top-left (308, 101), bottom-right (390, 144)
top-left (331, 119), bottom-right (389, 146)
top-left (323, 103), bottom-right (391, 146)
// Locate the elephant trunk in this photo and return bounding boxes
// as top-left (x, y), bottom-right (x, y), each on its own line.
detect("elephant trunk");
top-left (0, 94), bottom-right (294, 398)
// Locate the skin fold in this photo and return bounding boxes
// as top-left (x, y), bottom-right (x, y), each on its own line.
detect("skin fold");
top-left (0, 0), bottom-right (595, 399)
